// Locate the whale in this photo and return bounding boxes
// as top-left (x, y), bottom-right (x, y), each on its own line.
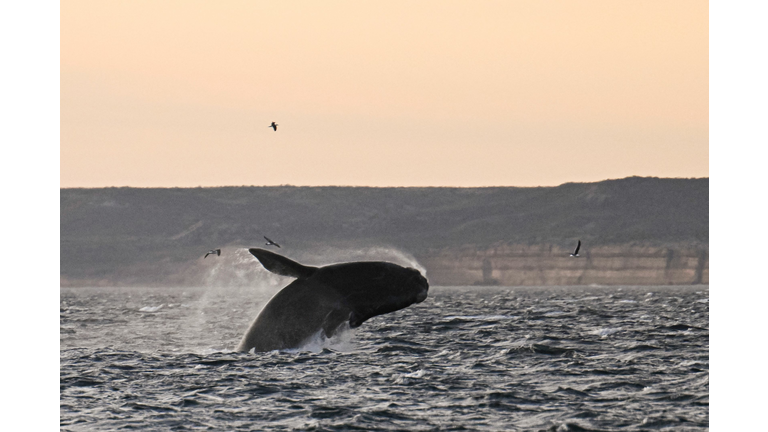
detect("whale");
top-left (236, 248), bottom-right (429, 353)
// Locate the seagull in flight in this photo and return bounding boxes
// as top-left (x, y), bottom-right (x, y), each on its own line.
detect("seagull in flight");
top-left (264, 236), bottom-right (281, 248)
top-left (570, 240), bottom-right (581, 257)
top-left (269, 122), bottom-right (278, 131)
top-left (204, 248), bottom-right (221, 259)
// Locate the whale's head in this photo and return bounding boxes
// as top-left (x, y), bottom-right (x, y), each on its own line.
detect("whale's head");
top-left (313, 261), bottom-right (429, 328)
top-left (406, 267), bottom-right (430, 304)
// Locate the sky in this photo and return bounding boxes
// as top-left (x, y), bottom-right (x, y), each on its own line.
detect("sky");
top-left (61, 0), bottom-right (708, 187)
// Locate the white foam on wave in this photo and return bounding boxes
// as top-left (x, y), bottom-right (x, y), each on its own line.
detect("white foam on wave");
top-left (444, 314), bottom-right (517, 321)
top-left (392, 369), bottom-right (426, 384)
top-left (139, 305), bottom-right (164, 312)
top-left (403, 369), bottom-right (425, 378)
top-left (188, 346), bottom-right (240, 356)
top-left (544, 311), bottom-right (567, 317)
top-left (592, 327), bottom-right (622, 337)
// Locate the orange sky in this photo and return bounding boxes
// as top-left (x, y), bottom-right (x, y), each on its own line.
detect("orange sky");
top-left (61, 0), bottom-right (708, 187)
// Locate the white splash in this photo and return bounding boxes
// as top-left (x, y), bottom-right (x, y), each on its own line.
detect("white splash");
top-left (283, 324), bottom-right (358, 354)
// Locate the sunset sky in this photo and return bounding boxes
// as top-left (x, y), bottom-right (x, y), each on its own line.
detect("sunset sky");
top-left (61, 0), bottom-right (708, 187)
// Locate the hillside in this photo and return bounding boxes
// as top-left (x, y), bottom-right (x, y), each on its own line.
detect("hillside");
top-left (60, 176), bottom-right (708, 286)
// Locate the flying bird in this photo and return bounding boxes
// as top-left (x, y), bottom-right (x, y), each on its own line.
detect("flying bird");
top-left (204, 249), bottom-right (221, 259)
top-left (269, 122), bottom-right (278, 131)
top-left (570, 240), bottom-right (581, 257)
top-left (264, 236), bottom-right (281, 248)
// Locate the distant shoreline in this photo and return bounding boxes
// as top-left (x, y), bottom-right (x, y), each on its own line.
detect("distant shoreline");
top-left (60, 176), bottom-right (708, 287)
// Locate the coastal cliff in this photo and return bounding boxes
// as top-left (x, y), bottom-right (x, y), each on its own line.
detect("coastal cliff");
top-left (417, 244), bottom-right (708, 286)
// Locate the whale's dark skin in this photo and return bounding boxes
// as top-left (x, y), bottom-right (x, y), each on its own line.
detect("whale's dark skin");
top-left (236, 248), bottom-right (429, 353)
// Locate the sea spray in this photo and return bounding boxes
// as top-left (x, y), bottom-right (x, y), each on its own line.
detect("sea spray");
top-left (180, 247), bottom-right (292, 352)
top-left (291, 245), bottom-right (427, 277)
top-left (201, 247), bottom-right (289, 289)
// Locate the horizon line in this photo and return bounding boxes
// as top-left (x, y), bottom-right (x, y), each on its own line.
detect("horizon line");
top-left (60, 175), bottom-right (709, 190)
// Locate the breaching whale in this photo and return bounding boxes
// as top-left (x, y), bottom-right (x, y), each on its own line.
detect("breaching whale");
top-left (236, 248), bottom-right (429, 353)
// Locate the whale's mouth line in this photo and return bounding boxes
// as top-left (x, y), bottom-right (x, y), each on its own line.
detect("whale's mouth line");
top-left (405, 272), bottom-right (429, 304)
top-left (415, 288), bottom-right (428, 303)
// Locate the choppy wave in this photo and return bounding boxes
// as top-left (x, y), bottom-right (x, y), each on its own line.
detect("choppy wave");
top-left (61, 285), bottom-right (708, 431)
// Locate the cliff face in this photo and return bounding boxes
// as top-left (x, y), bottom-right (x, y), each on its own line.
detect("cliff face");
top-left (418, 244), bottom-right (708, 286)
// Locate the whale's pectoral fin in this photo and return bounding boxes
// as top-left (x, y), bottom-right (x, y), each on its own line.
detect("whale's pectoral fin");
top-left (249, 248), bottom-right (318, 279)
top-left (322, 307), bottom-right (352, 338)
top-left (349, 309), bottom-right (374, 328)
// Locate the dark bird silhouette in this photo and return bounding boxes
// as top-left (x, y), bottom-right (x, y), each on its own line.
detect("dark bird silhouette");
top-left (204, 249), bottom-right (221, 259)
top-left (264, 236), bottom-right (281, 248)
top-left (570, 240), bottom-right (581, 257)
top-left (269, 122), bottom-right (278, 131)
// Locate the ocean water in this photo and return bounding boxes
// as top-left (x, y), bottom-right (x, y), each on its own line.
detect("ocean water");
top-left (60, 285), bottom-right (708, 431)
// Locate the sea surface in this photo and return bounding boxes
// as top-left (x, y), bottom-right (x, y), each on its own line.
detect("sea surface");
top-left (61, 285), bottom-right (708, 431)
